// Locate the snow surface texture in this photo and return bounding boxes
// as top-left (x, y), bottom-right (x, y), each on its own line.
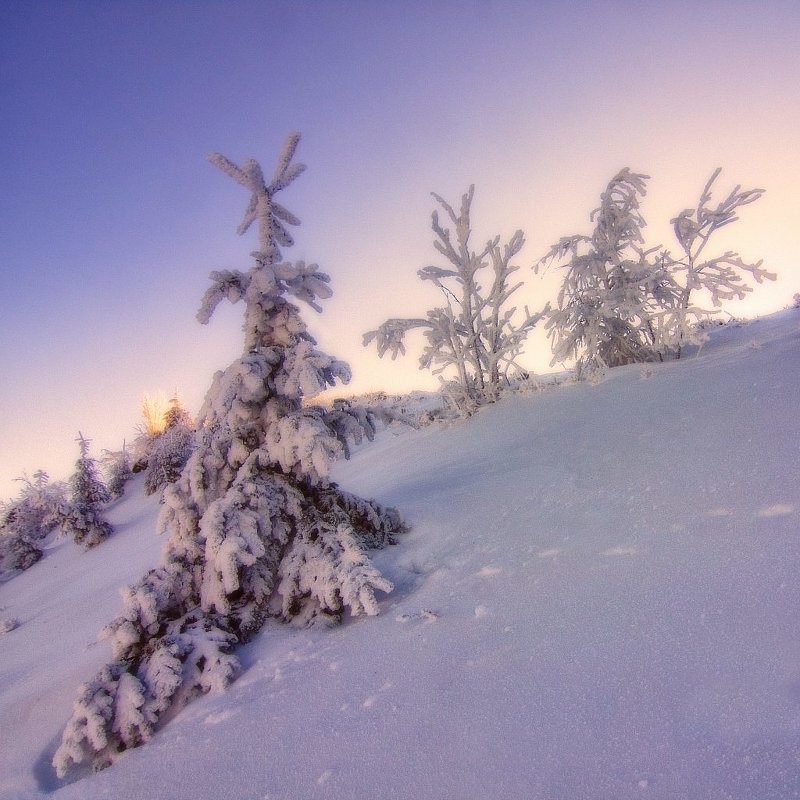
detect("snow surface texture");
top-left (1, 311), bottom-right (799, 799)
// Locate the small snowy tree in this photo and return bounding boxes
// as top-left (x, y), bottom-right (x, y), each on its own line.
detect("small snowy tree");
top-left (103, 444), bottom-right (133, 499)
top-left (0, 471), bottom-right (68, 579)
top-left (54, 132), bottom-right (402, 778)
top-left (0, 530), bottom-right (42, 577)
top-left (143, 396), bottom-right (195, 496)
top-left (364, 186), bottom-right (544, 412)
top-left (59, 434), bottom-right (113, 549)
top-left (536, 169), bottom-right (676, 377)
top-left (162, 392), bottom-right (192, 430)
top-left (660, 168), bottom-right (775, 356)
top-left (1, 470), bottom-right (65, 542)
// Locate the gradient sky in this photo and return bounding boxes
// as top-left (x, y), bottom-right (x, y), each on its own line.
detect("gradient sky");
top-left (2, 0), bottom-right (799, 499)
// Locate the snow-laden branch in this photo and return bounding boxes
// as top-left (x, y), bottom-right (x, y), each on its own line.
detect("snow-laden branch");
top-left (365, 187), bottom-right (545, 410)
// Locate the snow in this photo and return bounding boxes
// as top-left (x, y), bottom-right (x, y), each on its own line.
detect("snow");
top-left (2, 311), bottom-right (800, 799)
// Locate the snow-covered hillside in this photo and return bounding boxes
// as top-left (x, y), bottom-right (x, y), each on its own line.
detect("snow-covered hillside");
top-left (2, 311), bottom-right (799, 800)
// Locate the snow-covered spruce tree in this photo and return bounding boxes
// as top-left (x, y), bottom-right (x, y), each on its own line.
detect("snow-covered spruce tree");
top-left (0, 531), bottom-right (41, 578)
top-left (364, 186), bottom-right (544, 412)
top-left (162, 391), bottom-right (192, 430)
top-left (0, 470), bottom-right (66, 580)
top-left (659, 168), bottom-right (775, 357)
top-left (103, 444), bottom-right (133, 499)
top-left (535, 169), bottom-right (676, 378)
top-left (1, 470), bottom-right (66, 542)
top-left (54, 132), bottom-right (402, 778)
top-left (0, 470), bottom-right (68, 578)
top-left (59, 434), bottom-right (113, 549)
top-left (143, 395), bottom-right (195, 496)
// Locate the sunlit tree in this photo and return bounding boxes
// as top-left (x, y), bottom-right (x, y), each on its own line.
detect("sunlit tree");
top-left (143, 394), bottom-right (195, 496)
top-left (659, 168), bottom-right (775, 356)
top-left (365, 186), bottom-right (544, 411)
top-left (536, 169), bottom-right (675, 377)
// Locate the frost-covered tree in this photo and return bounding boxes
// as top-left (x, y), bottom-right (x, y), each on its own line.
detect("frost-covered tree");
top-left (54, 132), bottom-right (402, 778)
top-left (131, 393), bottom-right (169, 472)
top-left (144, 426), bottom-right (194, 495)
top-left (1, 470), bottom-right (65, 542)
top-left (0, 532), bottom-right (41, 577)
top-left (103, 444), bottom-right (133, 499)
top-left (0, 471), bottom-right (68, 578)
top-left (162, 392), bottom-right (192, 431)
top-left (660, 168), bottom-right (775, 356)
top-left (143, 396), bottom-right (195, 496)
top-left (131, 392), bottom-right (192, 479)
top-left (364, 186), bottom-right (543, 411)
top-left (59, 434), bottom-right (113, 549)
top-left (536, 169), bottom-right (676, 377)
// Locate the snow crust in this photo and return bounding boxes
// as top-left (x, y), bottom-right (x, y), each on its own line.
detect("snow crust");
top-left (2, 311), bottom-right (800, 799)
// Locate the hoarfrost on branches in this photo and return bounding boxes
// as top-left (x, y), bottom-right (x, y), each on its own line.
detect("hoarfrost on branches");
top-left (139, 393), bottom-right (170, 438)
top-left (58, 434), bottom-right (113, 550)
top-left (0, 470), bottom-right (66, 580)
top-left (55, 132), bottom-right (403, 779)
top-left (537, 168), bottom-right (774, 375)
top-left (660, 168), bottom-right (775, 356)
top-left (0, 533), bottom-right (42, 578)
top-left (364, 186), bottom-right (545, 413)
top-left (143, 397), bottom-right (195, 496)
top-left (1, 470), bottom-right (66, 541)
top-left (103, 445), bottom-right (133, 499)
top-left (536, 169), bottom-right (676, 377)
top-left (0, 470), bottom-right (65, 579)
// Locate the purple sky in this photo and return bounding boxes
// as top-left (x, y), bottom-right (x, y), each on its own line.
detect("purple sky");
top-left (2, 0), bottom-right (799, 499)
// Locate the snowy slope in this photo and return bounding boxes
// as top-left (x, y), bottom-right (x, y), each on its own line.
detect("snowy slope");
top-left (1, 311), bottom-right (799, 800)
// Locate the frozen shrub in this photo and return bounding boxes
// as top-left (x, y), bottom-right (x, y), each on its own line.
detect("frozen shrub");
top-left (139, 393), bottom-right (169, 437)
top-left (0, 533), bottom-right (42, 577)
top-left (133, 393), bottom-right (194, 488)
top-left (537, 168), bottom-right (775, 373)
